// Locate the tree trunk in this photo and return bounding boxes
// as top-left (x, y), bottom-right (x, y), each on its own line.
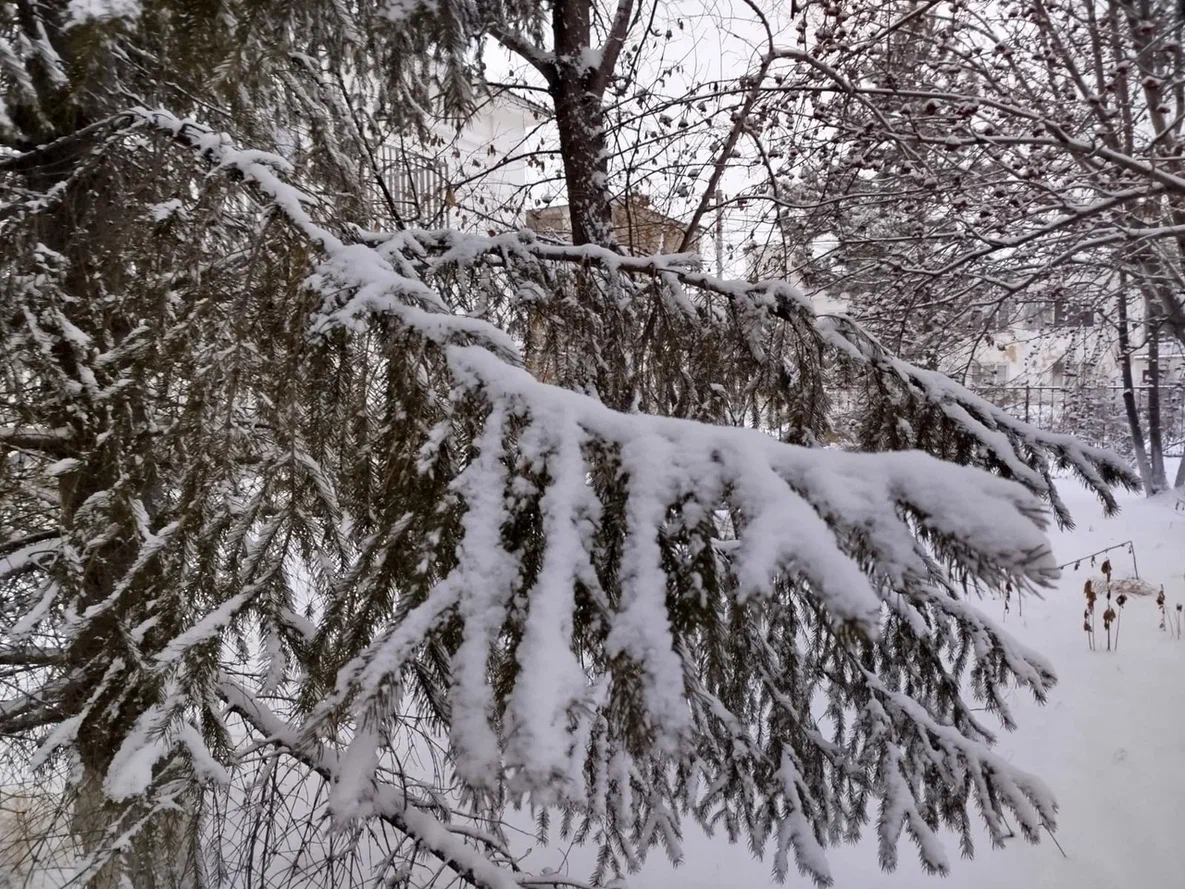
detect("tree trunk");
top-left (1145, 293), bottom-right (1169, 492)
top-left (8, 7), bottom-right (197, 886)
top-left (71, 772), bottom-right (122, 889)
top-left (1116, 280), bottom-right (1154, 489)
top-left (552, 82), bottom-right (616, 247)
top-left (550, 0), bottom-right (616, 248)
top-left (28, 147), bottom-right (189, 889)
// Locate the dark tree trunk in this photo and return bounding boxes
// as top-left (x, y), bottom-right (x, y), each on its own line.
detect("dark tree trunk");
top-left (1116, 280), bottom-right (1154, 490)
top-left (552, 80), bottom-right (615, 247)
top-left (1145, 293), bottom-right (1168, 492)
top-left (550, 0), bottom-right (616, 248)
top-left (24, 130), bottom-right (171, 889)
top-left (7, 7), bottom-right (194, 885)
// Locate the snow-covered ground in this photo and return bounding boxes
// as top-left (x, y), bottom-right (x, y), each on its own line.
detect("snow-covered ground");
top-left (613, 466), bottom-right (1185, 888)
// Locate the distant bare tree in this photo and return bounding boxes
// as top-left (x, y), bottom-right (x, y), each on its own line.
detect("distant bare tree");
top-left (721, 0), bottom-right (1185, 488)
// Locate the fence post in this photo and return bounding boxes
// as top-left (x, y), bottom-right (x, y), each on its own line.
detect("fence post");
top-left (1024, 385), bottom-right (1030, 424)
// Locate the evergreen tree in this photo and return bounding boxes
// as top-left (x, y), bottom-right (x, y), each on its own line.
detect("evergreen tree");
top-left (1, 2), bottom-right (1137, 887)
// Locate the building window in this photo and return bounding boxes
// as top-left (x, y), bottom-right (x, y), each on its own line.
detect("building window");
top-left (1019, 299), bottom-right (1094, 329)
top-left (995, 298), bottom-right (1013, 332)
top-left (1021, 300), bottom-right (1051, 329)
top-left (971, 362), bottom-right (1007, 387)
top-left (1054, 300), bottom-right (1095, 328)
top-left (1051, 359), bottom-right (1065, 386)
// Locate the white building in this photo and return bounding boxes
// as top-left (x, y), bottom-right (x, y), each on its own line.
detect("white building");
top-left (371, 88), bottom-right (545, 233)
top-left (965, 296), bottom-right (1184, 391)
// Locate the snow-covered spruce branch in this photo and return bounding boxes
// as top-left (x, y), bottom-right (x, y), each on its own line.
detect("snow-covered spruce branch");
top-left (814, 315), bottom-right (1135, 525)
top-left (0, 425), bottom-right (75, 457)
top-left (180, 100), bottom-right (1141, 516)
top-left (41, 107), bottom-right (1096, 882)
top-left (342, 225), bottom-right (1136, 523)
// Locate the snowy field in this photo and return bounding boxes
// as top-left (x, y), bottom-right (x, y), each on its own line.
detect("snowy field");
top-left (558, 467), bottom-right (1185, 889)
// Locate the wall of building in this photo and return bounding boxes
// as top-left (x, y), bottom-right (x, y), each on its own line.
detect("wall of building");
top-left (444, 92), bottom-right (542, 231)
top-left (525, 195), bottom-right (700, 255)
top-left (367, 90), bottom-right (543, 232)
top-left (963, 308), bottom-right (1184, 390)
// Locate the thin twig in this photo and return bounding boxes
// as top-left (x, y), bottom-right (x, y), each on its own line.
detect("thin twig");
top-left (1045, 827), bottom-right (1068, 859)
top-left (1057, 540), bottom-right (1139, 578)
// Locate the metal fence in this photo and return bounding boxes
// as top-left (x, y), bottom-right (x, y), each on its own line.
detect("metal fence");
top-left (969, 383), bottom-right (1185, 457)
top-left (371, 143), bottom-right (448, 225)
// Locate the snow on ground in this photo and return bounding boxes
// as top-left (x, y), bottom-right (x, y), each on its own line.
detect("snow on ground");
top-left (612, 466), bottom-right (1185, 889)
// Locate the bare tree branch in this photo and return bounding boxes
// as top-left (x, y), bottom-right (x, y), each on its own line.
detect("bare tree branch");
top-left (489, 26), bottom-right (557, 86)
top-left (589, 0), bottom-right (635, 98)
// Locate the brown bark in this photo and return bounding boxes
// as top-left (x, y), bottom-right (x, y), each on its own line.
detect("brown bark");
top-left (493, 0), bottom-right (635, 248)
top-left (24, 146), bottom-right (177, 889)
top-left (552, 79), bottom-right (615, 247)
top-left (549, 0), bottom-right (616, 247)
